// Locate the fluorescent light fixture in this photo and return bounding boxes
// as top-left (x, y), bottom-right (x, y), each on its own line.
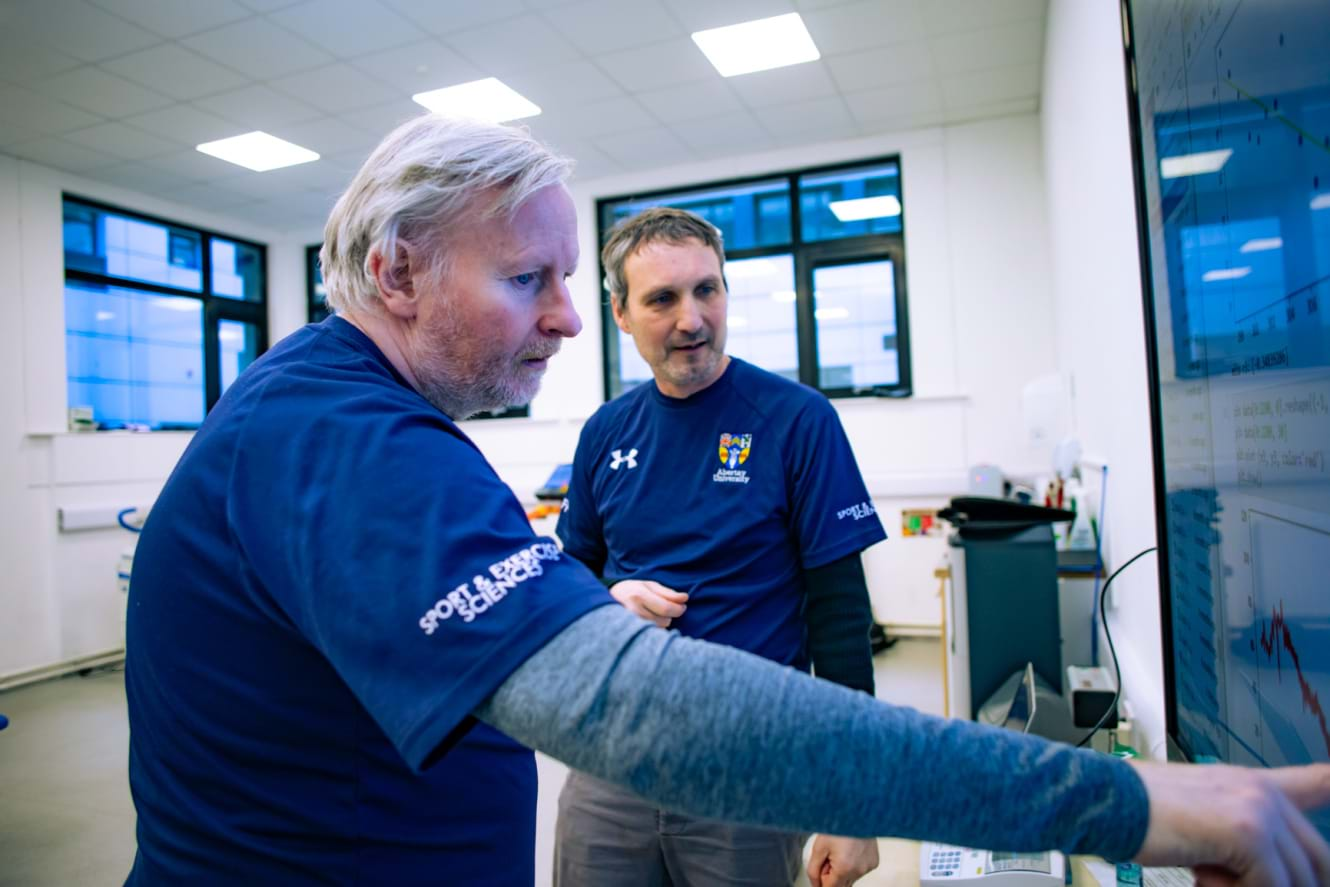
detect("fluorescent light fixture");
top-left (196, 131), bottom-right (319, 172)
top-left (829, 195), bottom-right (902, 222)
top-left (1312, 193), bottom-right (1330, 211)
top-left (771, 290), bottom-right (797, 303)
top-left (412, 78), bottom-right (541, 122)
top-left (1239, 237), bottom-right (1283, 253)
top-left (1160, 148), bottom-right (1232, 179)
top-left (691, 13), bottom-right (820, 77)
top-left (1202, 266), bottom-right (1251, 283)
top-left (219, 328), bottom-right (244, 343)
top-left (815, 306), bottom-right (850, 321)
top-left (95, 311), bottom-right (115, 321)
top-left (728, 315), bottom-right (749, 328)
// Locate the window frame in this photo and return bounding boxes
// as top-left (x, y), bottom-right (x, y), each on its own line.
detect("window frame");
top-left (595, 155), bottom-right (912, 402)
top-left (63, 193), bottom-right (269, 423)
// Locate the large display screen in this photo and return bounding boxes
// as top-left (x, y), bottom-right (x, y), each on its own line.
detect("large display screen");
top-left (1123, 0), bottom-right (1330, 828)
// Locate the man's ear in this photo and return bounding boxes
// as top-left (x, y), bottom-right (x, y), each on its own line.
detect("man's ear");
top-left (610, 294), bottom-right (631, 334)
top-left (368, 242), bottom-right (419, 320)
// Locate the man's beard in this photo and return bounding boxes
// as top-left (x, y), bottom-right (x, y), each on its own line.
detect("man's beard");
top-left (411, 307), bottom-right (558, 420)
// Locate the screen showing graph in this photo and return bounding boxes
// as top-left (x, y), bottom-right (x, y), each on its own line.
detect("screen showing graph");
top-left (1125, 0), bottom-right (1330, 830)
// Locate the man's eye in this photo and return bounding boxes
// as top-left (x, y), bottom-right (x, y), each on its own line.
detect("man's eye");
top-left (513, 272), bottom-right (538, 287)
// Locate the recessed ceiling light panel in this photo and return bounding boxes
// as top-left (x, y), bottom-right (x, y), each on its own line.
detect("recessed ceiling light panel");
top-left (412, 78), bottom-right (541, 122)
top-left (196, 131), bottom-right (319, 172)
top-left (691, 13), bottom-right (820, 78)
top-left (1159, 148), bottom-right (1232, 179)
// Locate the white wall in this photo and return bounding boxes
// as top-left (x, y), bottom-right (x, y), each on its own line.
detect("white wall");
top-left (1042, 0), bottom-right (1167, 755)
top-left (0, 153), bottom-right (310, 681)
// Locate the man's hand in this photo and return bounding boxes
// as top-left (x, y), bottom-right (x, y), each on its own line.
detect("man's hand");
top-left (1133, 760), bottom-right (1330, 886)
top-left (806, 834), bottom-right (879, 887)
top-left (608, 580), bottom-right (687, 628)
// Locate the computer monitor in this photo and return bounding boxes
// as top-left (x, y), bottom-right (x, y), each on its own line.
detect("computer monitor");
top-left (1123, 0), bottom-right (1330, 836)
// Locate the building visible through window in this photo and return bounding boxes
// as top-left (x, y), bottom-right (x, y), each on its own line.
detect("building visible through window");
top-left (62, 196), bottom-right (268, 430)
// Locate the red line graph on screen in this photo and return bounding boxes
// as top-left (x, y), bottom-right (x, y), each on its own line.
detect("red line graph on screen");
top-left (1260, 601), bottom-right (1330, 757)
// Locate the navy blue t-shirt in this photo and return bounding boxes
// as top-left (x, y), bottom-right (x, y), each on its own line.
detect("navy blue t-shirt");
top-left (125, 316), bottom-right (611, 885)
top-left (557, 358), bottom-right (885, 669)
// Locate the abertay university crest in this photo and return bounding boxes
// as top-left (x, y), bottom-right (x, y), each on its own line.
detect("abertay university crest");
top-left (718, 433), bottom-right (752, 469)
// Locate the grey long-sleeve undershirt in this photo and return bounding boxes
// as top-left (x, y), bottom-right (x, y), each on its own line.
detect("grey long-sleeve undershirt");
top-left (475, 605), bottom-right (1149, 862)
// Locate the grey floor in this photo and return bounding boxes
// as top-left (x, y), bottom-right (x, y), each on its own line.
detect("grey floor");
top-left (0, 637), bottom-right (943, 887)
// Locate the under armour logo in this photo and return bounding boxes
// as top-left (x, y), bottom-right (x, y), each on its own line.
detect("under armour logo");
top-left (610, 448), bottom-right (638, 470)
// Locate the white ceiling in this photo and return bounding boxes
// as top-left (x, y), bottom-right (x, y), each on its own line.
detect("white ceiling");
top-left (0, 0), bottom-right (1048, 231)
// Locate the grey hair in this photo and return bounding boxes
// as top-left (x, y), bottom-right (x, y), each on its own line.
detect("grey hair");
top-left (601, 206), bottom-right (725, 310)
top-left (320, 114), bottom-right (574, 315)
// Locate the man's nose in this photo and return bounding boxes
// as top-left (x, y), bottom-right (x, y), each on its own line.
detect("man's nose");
top-left (675, 295), bottom-right (703, 334)
top-left (540, 279), bottom-right (583, 339)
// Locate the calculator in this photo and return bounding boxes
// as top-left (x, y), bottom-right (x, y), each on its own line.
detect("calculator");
top-left (919, 842), bottom-right (1065, 886)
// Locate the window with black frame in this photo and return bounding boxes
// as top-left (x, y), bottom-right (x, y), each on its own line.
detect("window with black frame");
top-left (597, 158), bottom-right (911, 401)
top-left (305, 242), bottom-right (528, 420)
top-left (62, 196), bottom-right (267, 430)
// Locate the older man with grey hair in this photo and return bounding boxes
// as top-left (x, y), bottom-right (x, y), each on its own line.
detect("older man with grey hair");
top-left (125, 113), bottom-right (1330, 887)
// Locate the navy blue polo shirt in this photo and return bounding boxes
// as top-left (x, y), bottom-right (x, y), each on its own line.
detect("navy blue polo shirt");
top-left (557, 358), bottom-right (885, 669)
top-left (125, 316), bottom-right (611, 885)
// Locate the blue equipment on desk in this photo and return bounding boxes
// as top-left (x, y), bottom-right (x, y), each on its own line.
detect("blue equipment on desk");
top-left (535, 463), bottom-right (573, 501)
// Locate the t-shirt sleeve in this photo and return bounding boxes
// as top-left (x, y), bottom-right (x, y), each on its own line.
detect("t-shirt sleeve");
top-left (230, 403), bottom-right (613, 772)
top-left (555, 422), bottom-right (608, 575)
top-left (786, 396), bottom-right (887, 569)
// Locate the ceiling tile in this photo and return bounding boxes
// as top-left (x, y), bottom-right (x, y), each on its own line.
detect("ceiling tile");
top-left (801, 0), bottom-right (928, 57)
top-left (594, 125), bottom-right (695, 169)
top-left (86, 0), bottom-right (253, 38)
top-left (500, 61), bottom-right (625, 114)
top-left (794, 0), bottom-right (863, 8)
top-left (123, 104), bottom-right (244, 144)
top-left (547, 0), bottom-right (683, 55)
top-left (86, 158), bottom-right (193, 194)
top-left (0, 123), bottom-right (46, 149)
top-left (595, 37), bottom-right (716, 93)
top-left (564, 145), bottom-right (622, 183)
top-left (940, 64), bottom-right (1040, 110)
top-left (382, 0), bottom-right (527, 36)
top-left (728, 60), bottom-right (837, 109)
top-left (0, 32), bottom-right (83, 85)
top-left (268, 116), bottom-right (381, 158)
top-left (661, 0), bottom-right (797, 33)
top-left (752, 94), bottom-right (858, 137)
top-left (267, 0), bottom-right (428, 58)
top-left (528, 95), bottom-right (657, 142)
top-left (63, 121), bottom-right (181, 159)
top-left (194, 85), bottom-right (325, 130)
top-left (236, 0), bottom-right (303, 10)
top-left (5, 0), bottom-right (161, 63)
top-left (0, 86), bottom-right (105, 135)
top-left (4, 136), bottom-right (119, 172)
top-left (270, 64), bottom-right (399, 114)
top-left (345, 100), bottom-right (429, 136)
top-left (671, 109), bottom-right (775, 156)
top-left (100, 44), bottom-right (249, 101)
top-left (445, 15), bottom-right (581, 77)
top-left (842, 80), bottom-right (942, 127)
top-left (825, 41), bottom-right (934, 93)
top-left (635, 80), bottom-right (744, 123)
top-left (921, 0), bottom-right (1045, 36)
top-left (183, 17), bottom-right (333, 80)
top-left (165, 181), bottom-right (264, 210)
top-left (31, 67), bottom-right (174, 117)
top-left (349, 39), bottom-right (483, 94)
top-left (942, 95), bottom-right (1038, 125)
top-left (930, 20), bottom-right (1043, 75)
top-left (139, 148), bottom-right (246, 182)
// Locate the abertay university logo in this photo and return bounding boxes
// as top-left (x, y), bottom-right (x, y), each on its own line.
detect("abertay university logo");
top-left (714, 433), bottom-right (752, 484)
